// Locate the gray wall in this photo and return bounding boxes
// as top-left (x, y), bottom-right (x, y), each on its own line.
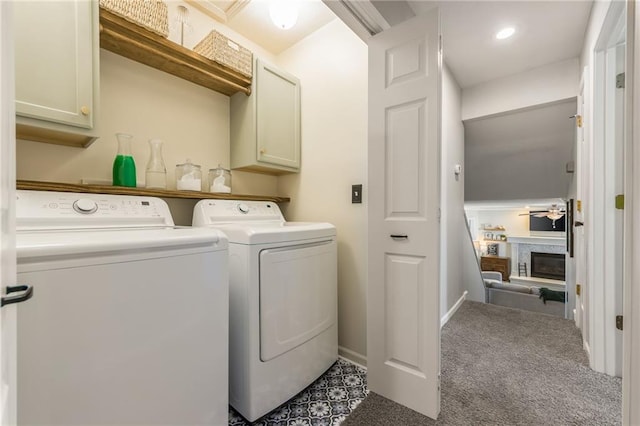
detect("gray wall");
top-left (441, 64), bottom-right (466, 318)
top-left (464, 100), bottom-right (576, 202)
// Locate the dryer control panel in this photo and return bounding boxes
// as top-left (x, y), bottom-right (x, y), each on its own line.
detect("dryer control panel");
top-left (16, 190), bottom-right (174, 230)
top-left (192, 200), bottom-right (284, 225)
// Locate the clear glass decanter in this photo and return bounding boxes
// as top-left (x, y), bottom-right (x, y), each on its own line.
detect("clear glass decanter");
top-left (145, 139), bottom-right (167, 189)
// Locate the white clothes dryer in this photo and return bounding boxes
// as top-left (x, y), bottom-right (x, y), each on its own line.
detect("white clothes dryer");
top-left (192, 200), bottom-right (338, 422)
top-left (16, 190), bottom-right (229, 425)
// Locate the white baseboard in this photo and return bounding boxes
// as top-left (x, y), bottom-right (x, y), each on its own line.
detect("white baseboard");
top-left (583, 339), bottom-right (591, 359)
top-left (338, 346), bottom-right (367, 369)
top-left (441, 291), bottom-right (468, 328)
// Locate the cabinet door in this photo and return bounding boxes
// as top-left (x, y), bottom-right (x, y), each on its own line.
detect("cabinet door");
top-left (256, 60), bottom-right (300, 169)
top-left (15, 0), bottom-right (94, 129)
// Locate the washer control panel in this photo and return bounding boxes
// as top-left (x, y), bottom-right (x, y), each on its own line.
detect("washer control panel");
top-left (193, 199), bottom-right (284, 225)
top-left (17, 190), bottom-right (174, 230)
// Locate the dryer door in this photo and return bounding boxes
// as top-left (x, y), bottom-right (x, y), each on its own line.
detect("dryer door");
top-left (259, 239), bottom-right (337, 362)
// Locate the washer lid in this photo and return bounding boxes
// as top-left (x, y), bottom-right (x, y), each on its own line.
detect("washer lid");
top-left (210, 221), bottom-right (336, 245)
top-left (17, 227), bottom-right (227, 260)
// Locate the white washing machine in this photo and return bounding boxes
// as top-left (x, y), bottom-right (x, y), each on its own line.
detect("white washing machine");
top-left (192, 200), bottom-right (338, 422)
top-left (16, 190), bottom-right (229, 425)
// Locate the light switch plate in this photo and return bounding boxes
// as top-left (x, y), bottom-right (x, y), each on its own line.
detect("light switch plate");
top-left (352, 184), bottom-right (362, 204)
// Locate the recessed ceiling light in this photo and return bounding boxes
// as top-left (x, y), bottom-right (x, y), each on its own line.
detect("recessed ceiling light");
top-left (496, 27), bottom-right (515, 40)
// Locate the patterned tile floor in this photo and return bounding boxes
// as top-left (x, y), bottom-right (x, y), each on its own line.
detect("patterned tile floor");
top-left (228, 358), bottom-right (368, 426)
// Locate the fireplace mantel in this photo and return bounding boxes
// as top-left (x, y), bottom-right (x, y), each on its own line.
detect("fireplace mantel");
top-left (508, 236), bottom-right (565, 246)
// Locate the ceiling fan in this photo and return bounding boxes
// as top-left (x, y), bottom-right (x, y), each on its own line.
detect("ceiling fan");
top-left (519, 204), bottom-right (566, 227)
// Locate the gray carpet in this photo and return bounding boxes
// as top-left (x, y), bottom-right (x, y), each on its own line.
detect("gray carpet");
top-left (342, 301), bottom-right (622, 425)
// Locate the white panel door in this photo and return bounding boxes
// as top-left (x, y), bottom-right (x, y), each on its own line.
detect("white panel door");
top-left (0, 2), bottom-right (17, 424)
top-left (367, 10), bottom-right (441, 419)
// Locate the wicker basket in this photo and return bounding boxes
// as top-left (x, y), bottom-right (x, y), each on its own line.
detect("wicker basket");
top-left (193, 30), bottom-right (253, 78)
top-left (99, 0), bottom-right (169, 38)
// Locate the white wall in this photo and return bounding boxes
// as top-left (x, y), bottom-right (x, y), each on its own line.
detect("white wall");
top-left (275, 19), bottom-right (369, 365)
top-left (465, 209), bottom-right (530, 238)
top-left (440, 64), bottom-right (466, 319)
top-left (462, 216), bottom-right (485, 303)
top-left (462, 58), bottom-right (580, 120)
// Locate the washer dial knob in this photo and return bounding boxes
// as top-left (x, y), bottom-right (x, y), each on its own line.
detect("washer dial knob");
top-left (238, 203), bottom-right (250, 214)
top-left (73, 198), bottom-right (98, 214)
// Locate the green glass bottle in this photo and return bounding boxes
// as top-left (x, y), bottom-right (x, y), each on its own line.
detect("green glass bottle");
top-left (112, 133), bottom-right (136, 187)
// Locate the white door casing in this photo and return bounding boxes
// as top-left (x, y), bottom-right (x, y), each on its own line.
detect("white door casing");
top-left (609, 42), bottom-right (625, 377)
top-left (0, 1), bottom-right (17, 424)
top-left (583, 57), bottom-right (593, 357)
top-left (591, 0), bottom-right (625, 376)
top-left (624, 1), bottom-right (640, 423)
top-left (367, 10), bottom-right (441, 419)
top-left (575, 68), bottom-right (586, 333)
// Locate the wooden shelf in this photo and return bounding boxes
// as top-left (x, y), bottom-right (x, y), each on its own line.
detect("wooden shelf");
top-left (99, 8), bottom-right (252, 97)
top-left (482, 227), bottom-right (506, 231)
top-left (17, 180), bottom-right (290, 203)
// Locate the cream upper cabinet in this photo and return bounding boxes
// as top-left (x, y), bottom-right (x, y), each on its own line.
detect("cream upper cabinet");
top-left (14, 0), bottom-right (99, 147)
top-left (231, 59), bottom-right (300, 174)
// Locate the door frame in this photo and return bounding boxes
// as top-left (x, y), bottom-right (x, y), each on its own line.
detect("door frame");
top-left (574, 68), bottom-right (586, 332)
top-left (624, 1), bottom-right (640, 423)
top-left (590, 0), bottom-right (625, 376)
top-left (0, 1), bottom-right (17, 424)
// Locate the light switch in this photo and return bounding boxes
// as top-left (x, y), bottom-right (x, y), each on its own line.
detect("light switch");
top-left (352, 184), bottom-right (362, 204)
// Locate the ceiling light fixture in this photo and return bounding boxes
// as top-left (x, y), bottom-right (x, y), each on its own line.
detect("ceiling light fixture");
top-left (518, 204), bottom-right (566, 228)
top-left (496, 27), bottom-right (515, 40)
top-left (269, 1), bottom-right (299, 30)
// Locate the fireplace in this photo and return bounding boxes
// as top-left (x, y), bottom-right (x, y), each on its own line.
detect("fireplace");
top-left (531, 252), bottom-right (565, 281)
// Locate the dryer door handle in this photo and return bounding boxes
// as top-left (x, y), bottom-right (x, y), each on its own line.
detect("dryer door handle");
top-left (1, 285), bottom-right (34, 307)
